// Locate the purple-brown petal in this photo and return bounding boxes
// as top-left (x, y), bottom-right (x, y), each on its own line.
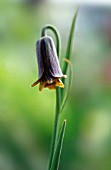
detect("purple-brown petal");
top-left (37, 36), bottom-right (65, 80)
top-left (36, 40), bottom-right (44, 80)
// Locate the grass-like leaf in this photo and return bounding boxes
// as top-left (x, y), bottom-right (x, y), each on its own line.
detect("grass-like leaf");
top-left (60, 58), bottom-right (73, 112)
top-left (61, 7), bottom-right (78, 102)
top-left (50, 119), bottom-right (66, 170)
top-left (62, 7), bottom-right (78, 75)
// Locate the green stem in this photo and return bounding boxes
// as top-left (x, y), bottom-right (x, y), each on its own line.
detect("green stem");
top-left (41, 25), bottom-right (61, 170)
top-left (41, 25), bottom-right (61, 58)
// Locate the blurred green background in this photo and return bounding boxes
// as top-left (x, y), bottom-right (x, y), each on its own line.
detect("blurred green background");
top-left (0, 0), bottom-right (111, 170)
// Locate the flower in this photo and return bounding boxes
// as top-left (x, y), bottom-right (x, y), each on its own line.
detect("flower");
top-left (31, 36), bottom-right (67, 91)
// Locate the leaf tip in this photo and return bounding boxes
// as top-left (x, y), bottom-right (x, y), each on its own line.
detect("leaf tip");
top-left (64, 119), bottom-right (67, 125)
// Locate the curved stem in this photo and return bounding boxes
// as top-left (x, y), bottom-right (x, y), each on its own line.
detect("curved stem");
top-left (41, 25), bottom-right (61, 59)
top-left (41, 25), bottom-right (61, 170)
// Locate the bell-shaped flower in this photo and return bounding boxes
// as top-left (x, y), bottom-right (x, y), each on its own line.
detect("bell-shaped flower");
top-left (31, 36), bottom-right (67, 91)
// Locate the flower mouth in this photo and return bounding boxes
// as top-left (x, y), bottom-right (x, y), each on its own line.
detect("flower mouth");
top-left (31, 75), bottom-right (66, 91)
top-left (39, 77), bottom-right (64, 91)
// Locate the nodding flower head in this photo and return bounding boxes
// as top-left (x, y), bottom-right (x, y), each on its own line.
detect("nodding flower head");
top-left (31, 36), bottom-right (67, 91)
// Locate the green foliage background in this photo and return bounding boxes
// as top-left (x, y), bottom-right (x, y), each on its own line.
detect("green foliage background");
top-left (0, 1), bottom-right (111, 170)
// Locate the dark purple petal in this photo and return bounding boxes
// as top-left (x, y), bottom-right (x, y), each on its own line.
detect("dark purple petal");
top-left (36, 40), bottom-right (44, 79)
top-left (39, 36), bottom-right (64, 78)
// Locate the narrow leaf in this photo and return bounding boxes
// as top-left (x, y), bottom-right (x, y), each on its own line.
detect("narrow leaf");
top-left (61, 7), bottom-right (78, 102)
top-left (60, 59), bottom-right (73, 112)
top-left (62, 7), bottom-right (78, 75)
top-left (50, 119), bottom-right (66, 170)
